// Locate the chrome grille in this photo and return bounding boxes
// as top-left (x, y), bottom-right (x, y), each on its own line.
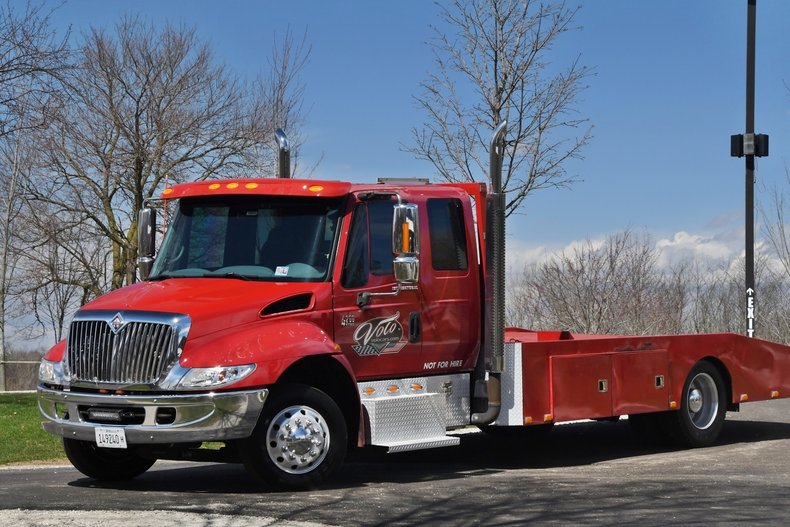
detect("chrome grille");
top-left (66, 311), bottom-right (187, 385)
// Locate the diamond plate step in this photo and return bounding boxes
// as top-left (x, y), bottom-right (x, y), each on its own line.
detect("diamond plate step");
top-left (379, 436), bottom-right (461, 453)
top-left (362, 391), bottom-right (459, 452)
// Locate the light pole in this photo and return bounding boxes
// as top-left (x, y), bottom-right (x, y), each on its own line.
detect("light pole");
top-left (731, 0), bottom-right (768, 338)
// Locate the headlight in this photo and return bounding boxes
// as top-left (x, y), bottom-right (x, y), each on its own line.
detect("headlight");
top-left (39, 359), bottom-right (66, 385)
top-left (177, 364), bottom-right (256, 389)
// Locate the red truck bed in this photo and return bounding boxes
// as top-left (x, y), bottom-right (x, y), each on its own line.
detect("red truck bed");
top-left (503, 328), bottom-right (790, 425)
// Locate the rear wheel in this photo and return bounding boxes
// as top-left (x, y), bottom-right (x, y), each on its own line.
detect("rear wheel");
top-left (663, 361), bottom-right (727, 447)
top-left (240, 384), bottom-right (347, 490)
top-left (63, 438), bottom-right (155, 480)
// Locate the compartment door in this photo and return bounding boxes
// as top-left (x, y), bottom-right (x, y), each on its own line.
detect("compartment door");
top-left (551, 354), bottom-right (613, 421)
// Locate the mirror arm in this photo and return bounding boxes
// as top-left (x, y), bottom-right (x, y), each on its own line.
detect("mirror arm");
top-left (356, 285), bottom-right (402, 308)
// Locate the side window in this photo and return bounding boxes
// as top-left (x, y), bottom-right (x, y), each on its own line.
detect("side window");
top-left (428, 198), bottom-right (468, 271)
top-left (341, 204), bottom-right (369, 288)
top-left (368, 201), bottom-right (394, 276)
top-left (341, 200), bottom-right (395, 288)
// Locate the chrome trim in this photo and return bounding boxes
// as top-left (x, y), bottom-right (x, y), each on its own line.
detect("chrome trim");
top-left (38, 385), bottom-right (268, 444)
top-left (66, 310), bottom-right (191, 390)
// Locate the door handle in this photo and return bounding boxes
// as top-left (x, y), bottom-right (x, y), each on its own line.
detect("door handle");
top-left (409, 311), bottom-right (421, 343)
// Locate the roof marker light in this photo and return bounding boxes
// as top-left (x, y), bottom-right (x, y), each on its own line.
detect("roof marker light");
top-left (227, 182), bottom-right (239, 189)
top-left (245, 182), bottom-right (259, 189)
top-left (208, 183), bottom-right (221, 190)
top-left (308, 185), bottom-right (324, 193)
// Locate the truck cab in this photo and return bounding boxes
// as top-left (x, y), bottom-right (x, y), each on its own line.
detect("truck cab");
top-left (38, 177), bottom-right (488, 489)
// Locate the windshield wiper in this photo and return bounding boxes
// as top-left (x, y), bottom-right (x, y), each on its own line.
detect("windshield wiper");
top-left (201, 272), bottom-right (260, 281)
top-left (147, 273), bottom-right (176, 281)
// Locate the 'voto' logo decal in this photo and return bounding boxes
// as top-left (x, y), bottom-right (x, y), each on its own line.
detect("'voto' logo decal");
top-left (352, 312), bottom-right (406, 357)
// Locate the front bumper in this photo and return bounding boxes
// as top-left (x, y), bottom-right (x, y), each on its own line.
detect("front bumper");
top-left (37, 385), bottom-right (268, 444)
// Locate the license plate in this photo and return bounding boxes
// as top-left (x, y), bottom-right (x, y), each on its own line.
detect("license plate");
top-left (94, 426), bottom-right (127, 449)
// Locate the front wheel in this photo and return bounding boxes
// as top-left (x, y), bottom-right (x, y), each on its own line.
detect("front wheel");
top-left (239, 384), bottom-right (347, 490)
top-left (63, 438), bottom-right (155, 480)
top-left (663, 361), bottom-right (727, 447)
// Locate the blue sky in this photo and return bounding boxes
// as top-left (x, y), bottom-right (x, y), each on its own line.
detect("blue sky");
top-left (51, 0), bottom-right (790, 266)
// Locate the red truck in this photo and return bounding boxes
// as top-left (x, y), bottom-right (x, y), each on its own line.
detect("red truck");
top-left (38, 125), bottom-right (790, 489)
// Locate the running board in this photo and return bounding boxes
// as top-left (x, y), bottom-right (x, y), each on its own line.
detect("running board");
top-left (380, 436), bottom-right (460, 453)
top-left (360, 386), bottom-right (460, 453)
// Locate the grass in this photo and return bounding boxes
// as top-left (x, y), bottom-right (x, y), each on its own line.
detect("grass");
top-left (0, 392), bottom-right (66, 465)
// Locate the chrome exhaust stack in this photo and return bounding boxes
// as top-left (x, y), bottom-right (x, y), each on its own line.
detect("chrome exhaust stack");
top-left (471, 120), bottom-right (507, 425)
top-left (275, 128), bottom-right (290, 179)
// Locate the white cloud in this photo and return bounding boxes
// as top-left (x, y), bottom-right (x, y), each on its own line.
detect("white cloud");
top-left (654, 231), bottom-right (737, 267)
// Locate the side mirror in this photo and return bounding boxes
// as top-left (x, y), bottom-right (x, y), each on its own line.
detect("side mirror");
top-left (137, 207), bottom-right (156, 280)
top-left (392, 203), bottom-right (419, 284)
top-left (393, 257), bottom-right (418, 283)
top-left (392, 203), bottom-right (419, 256)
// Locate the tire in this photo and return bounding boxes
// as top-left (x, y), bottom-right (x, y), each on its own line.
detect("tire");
top-left (63, 438), bottom-right (155, 480)
top-left (239, 384), bottom-right (347, 490)
top-left (663, 361), bottom-right (727, 447)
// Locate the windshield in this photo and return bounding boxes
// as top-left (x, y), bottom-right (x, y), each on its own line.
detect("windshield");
top-left (149, 195), bottom-right (343, 282)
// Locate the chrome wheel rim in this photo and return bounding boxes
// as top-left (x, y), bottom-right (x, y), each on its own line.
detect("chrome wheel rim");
top-left (686, 372), bottom-right (719, 430)
top-left (266, 404), bottom-right (329, 475)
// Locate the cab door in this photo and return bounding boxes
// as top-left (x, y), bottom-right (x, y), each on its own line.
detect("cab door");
top-left (333, 197), bottom-right (423, 380)
top-left (418, 197), bottom-right (480, 373)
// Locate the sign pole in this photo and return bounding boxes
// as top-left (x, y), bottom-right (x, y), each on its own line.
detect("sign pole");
top-left (745, 0), bottom-right (756, 337)
top-left (732, 1), bottom-right (767, 337)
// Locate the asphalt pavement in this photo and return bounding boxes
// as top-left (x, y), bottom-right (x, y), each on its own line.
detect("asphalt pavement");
top-left (2, 398), bottom-right (790, 526)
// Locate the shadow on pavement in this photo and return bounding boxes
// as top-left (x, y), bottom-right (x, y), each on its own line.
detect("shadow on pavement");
top-left (66, 417), bottom-right (790, 494)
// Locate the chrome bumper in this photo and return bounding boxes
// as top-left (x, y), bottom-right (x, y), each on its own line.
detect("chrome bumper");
top-left (37, 385), bottom-right (268, 444)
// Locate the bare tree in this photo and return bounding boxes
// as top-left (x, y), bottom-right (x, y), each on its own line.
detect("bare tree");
top-left (761, 167), bottom-right (790, 279)
top-left (255, 28), bottom-right (315, 176)
top-left (509, 236), bottom-right (789, 344)
top-left (29, 17), bottom-right (310, 291)
top-left (682, 255), bottom-right (789, 344)
top-left (0, 2), bottom-right (68, 139)
top-left (407, 0), bottom-right (592, 216)
top-left (509, 231), bottom-right (683, 334)
top-left (0, 1), bottom-right (68, 390)
top-left (21, 203), bottom-right (112, 343)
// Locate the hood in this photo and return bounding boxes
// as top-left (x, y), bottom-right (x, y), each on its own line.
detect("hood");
top-left (82, 278), bottom-right (325, 340)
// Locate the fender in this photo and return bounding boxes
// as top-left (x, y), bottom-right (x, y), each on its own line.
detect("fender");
top-left (180, 319), bottom-right (349, 388)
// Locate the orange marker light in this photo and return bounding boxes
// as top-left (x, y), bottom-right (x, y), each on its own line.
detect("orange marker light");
top-left (771, 390), bottom-right (780, 399)
top-left (208, 183), bottom-right (221, 190)
top-left (226, 182), bottom-right (239, 189)
top-left (386, 385), bottom-right (399, 394)
top-left (245, 182), bottom-right (259, 190)
top-left (308, 185), bottom-right (324, 193)
top-left (402, 223), bottom-right (410, 253)
top-left (362, 387), bottom-right (375, 396)
top-left (740, 394), bottom-right (749, 402)
top-left (162, 188), bottom-right (173, 196)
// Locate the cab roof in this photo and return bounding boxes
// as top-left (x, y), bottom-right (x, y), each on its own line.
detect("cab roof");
top-left (160, 178), bottom-right (487, 201)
